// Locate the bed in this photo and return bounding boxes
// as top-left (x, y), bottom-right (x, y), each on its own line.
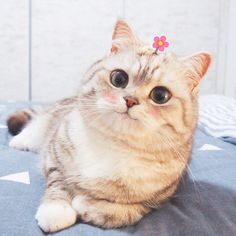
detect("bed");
top-left (0, 96), bottom-right (236, 236)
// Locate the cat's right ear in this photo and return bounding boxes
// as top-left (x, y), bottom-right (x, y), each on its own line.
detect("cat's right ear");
top-left (181, 52), bottom-right (212, 92)
top-left (111, 19), bottom-right (142, 54)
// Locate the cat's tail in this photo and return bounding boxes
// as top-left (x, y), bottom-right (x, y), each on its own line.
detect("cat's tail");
top-left (7, 107), bottom-right (41, 136)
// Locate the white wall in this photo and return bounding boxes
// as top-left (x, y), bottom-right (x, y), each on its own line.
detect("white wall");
top-left (0, 0), bottom-right (234, 102)
top-left (225, 0), bottom-right (236, 98)
top-left (0, 0), bottom-right (29, 101)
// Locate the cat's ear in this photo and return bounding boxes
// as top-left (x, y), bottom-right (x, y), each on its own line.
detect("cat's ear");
top-left (111, 19), bottom-right (142, 54)
top-left (182, 52), bottom-right (211, 91)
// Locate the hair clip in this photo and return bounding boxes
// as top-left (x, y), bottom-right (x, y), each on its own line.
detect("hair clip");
top-left (152, 35), bottom-right (169, 53)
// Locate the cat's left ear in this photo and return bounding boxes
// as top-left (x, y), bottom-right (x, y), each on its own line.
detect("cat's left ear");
top-left (111, 19), bottom-right (142, 54)
top-left (182, 52), bottom-right (211, 91)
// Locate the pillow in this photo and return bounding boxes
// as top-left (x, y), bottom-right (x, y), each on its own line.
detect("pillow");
top-left (198, 95), bottom-right (236, 144)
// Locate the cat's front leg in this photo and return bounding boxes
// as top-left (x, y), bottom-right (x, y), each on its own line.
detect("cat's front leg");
top-left (35, 169), bottom-right (77, 232)
top-left (72, 195), bottom-right (150, 228)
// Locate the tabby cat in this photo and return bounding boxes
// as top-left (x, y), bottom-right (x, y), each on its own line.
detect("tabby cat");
top-left (7, 20), bottom-right (211, 232)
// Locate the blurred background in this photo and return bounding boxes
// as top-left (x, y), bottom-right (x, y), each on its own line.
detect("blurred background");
top-left (0, 0), bottom-right (235, 102)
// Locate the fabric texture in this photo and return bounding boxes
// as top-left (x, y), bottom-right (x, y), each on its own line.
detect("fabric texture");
top-left (0, 102), bottom-right (236, 236)
top-left (198, 94), bottom-right (236, 144)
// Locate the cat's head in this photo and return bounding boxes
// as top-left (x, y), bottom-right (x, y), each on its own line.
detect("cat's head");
top-left (79, 20), bottom-right (211, 149)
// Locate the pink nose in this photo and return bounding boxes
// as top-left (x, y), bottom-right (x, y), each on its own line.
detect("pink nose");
top-left (124, 96), bottom-right (139, 108)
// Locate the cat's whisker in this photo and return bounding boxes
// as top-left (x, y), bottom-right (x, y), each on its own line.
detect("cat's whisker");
top-left (159, 134), bottom-right (202, 203)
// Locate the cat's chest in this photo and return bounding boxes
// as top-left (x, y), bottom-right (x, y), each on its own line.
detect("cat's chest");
top-left (64, 111), bottom-right (182, 201)
top-left (72, 135), bottom-right (144, 180)
top-left (67, 136), bottom-right (181, 203)
top-left (66, 112), bottom-right (149, 180)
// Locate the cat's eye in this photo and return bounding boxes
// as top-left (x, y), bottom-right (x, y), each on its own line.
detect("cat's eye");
top-left (150, 86), bottom-right (172, 104)
top-left (110, 70), bottom-right (128, 88)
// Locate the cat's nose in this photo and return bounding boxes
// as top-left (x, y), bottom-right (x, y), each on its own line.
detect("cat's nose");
top-left (124, 96), bottom-right (139, 108)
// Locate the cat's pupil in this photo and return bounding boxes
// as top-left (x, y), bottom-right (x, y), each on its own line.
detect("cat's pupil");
top-left (110, 70), bottom-right (128, 88)
top-left (150, 86), bottom-right (171, 104)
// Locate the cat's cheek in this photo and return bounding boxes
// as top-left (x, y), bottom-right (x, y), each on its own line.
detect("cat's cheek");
top-left (149, 106), bottom-right (160, 118)
top-left (102, 91), bottom-right (117, 103)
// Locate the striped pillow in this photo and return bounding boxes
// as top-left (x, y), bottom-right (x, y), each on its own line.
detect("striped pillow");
top-left (198, 95), bottom-right (236, 144)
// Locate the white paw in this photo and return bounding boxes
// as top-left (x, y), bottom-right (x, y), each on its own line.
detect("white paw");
top-left (35, 201), bottom-right (77, 232)
top-left (72, 195), bottom-right (90, 217)
top-left (9, 133), bottom-right (38, 152)
top-left (72, 195), bottom-right (104, 225)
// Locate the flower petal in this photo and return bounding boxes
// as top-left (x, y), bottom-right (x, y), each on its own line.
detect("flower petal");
top-left (160, 36), bottom-right (166, 42)
top-left (152, 42), bottom-right (158, 48)
top-left (164, 41), bottom-right (169, 47)
top-left (154, 36), bottom-right (159, 41)
top-left (159, 46), bottom-right (165, 51)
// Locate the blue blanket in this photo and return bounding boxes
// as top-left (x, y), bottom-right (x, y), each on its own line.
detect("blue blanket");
top-left (0, 102), bottom-right (236, 236)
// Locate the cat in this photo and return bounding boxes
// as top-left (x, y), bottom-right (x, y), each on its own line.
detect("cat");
top-left (7, 20), bottom-right (211, 232)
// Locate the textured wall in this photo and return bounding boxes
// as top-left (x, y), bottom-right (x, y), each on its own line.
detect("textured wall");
top-left (0, 0), bottom-right (29, 101)
top-left (0, 0), bottom-right (233, 101)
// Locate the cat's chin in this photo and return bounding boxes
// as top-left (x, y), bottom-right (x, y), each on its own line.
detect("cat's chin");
top-left (100, 110), bottom-right (140, 134)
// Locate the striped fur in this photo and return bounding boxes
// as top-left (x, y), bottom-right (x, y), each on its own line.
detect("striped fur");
top-left (8, 20), bottom-right (211, 232)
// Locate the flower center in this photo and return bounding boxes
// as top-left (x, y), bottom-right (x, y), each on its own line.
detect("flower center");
top-left (158, 41), bottom-right (164, 46)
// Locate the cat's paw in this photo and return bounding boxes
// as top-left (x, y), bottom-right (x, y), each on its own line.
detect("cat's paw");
top-left (35, 201), bottom-right (77, 232)
top-left (9, 133), bottom-right (38, 152)
top-left (72, 195), bottom-right (106, 226)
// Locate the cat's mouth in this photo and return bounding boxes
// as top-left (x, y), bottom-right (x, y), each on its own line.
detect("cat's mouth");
top-left (115, 111), bottom-right (138, 121)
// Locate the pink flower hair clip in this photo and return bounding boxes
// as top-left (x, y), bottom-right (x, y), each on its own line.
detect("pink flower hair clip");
top-left (152, 35), bottom-right (169, 53)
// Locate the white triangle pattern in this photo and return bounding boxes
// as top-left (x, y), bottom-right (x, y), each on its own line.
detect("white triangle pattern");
top-left (0, 171), bottom-right (30, 184)
top-left (199, 144), bottom-right (222, 151)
